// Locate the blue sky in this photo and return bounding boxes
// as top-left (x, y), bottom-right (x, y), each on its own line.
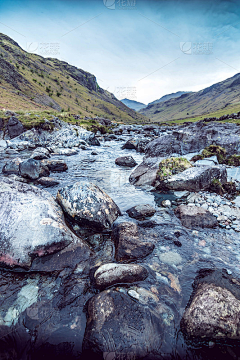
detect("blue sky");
top-left (0, 0), bottom-right (240, 104)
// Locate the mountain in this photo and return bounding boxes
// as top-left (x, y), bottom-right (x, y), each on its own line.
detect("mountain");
top-left (148, 91), bottom-right (191, 105)
top-left (0, 33), bottom-right (146, 123)
top-left (120, 98), bottom-right (147, 111)
top-left (139, 74), bottom-right (240, 122)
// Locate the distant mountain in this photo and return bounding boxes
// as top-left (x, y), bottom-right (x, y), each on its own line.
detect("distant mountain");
top-left (0, 33), bottom-right (146, 123)
top-left (120, 98), bottom-right (147, 111)
top-left (149, 91), bottom-right (191, 105)
top-left (139, 74), bottom-right (240, 122)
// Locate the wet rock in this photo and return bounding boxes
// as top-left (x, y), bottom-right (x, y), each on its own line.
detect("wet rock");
top-left (163, 165), bottom-right (227, 192)
top-left (112, 221), bottom-right (154, 261)
top-left (19, 158), bottom-right (50, 180)
top-left (2, 157), bottom-right (22, 175)
top-left (115, 156), bottom-right (137, 167)
top-left (159, 251), bottom-right (182, 266)
top-left (7, 116), bottom-right (25, 139)
top-left (91, 151), bottom-right (98, 155)
top-left (88, 136), bottom-right (100, 146)
top-left (129, 156), bottom-right (161, 186)
top-left (94, 263), bottom-right (148, 289)
top-left (52, 148), bottom-right (78, 156)
top-left (126, 204), bottom-right (156, 220)
top-left (175, 205), bottom-right (218, 229)
top-left (181, 269), bottom-right (240, 340)
top-left (30, 147), bottom-right (50, 160)
top-left (57, 181), bottom-right (121, 231)
top-left (83, 289), bottom-right (163, 358)
top-left (121, 138), bottom-right (137, 150)
top-left (41, 159), bottom-right (68, 172)
top-left (162, 200), bottom-right (171, 207)
top-left (36, 177), bottom-right (60, 187)
top-left (0, 178), bottom-right (87, 269)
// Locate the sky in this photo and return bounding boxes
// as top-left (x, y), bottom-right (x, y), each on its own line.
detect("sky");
top-left (0, 0), bottom-right (240, 104)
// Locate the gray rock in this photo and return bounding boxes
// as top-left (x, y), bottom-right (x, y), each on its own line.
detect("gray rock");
top-left (121, 138), bottom-right (137, 150)
top-left (7, 116), bottom-right (25, 139)
top-left (115, 156), bottom-right (137, 167)
top-left (30, 147), bottom-right (50, 160)
top-left (2, 157), bottom-right (22, 175)
top-left (163, 165), bottom-right (227, 192)
top-left (94, 263), bottom-right (148, 289)
top-left (112, 221), bottom-right (154, 261)
top-left (175, 205), bottom-right (218, 229)
top-left (0, 178), bottom-right (89, 269)
top-left (41, 159), bottom-right (68, 172)
top-left (126, 204), bottom-right (156, 220)
top-left (36, 177), bottom-right (60, 187)
top-left (19, 158), bottom-right (50, 180)
top-left (57, 181), bottom-right (121, 230)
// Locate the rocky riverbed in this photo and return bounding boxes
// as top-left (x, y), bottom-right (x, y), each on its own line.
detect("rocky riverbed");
top-left (0, 115), bottom-right (240, 359)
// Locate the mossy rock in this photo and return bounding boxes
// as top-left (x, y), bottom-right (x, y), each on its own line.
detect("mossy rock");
top-left (209, 179), bottom-right (237, 196)
top-left (226, 155), bottom-right (240, 166)
top-left (157, 157), bottom-right (192, 181)
top-left (191, 145), bottom-right (227, 164)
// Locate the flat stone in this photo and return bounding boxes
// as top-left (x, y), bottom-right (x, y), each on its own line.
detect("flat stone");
top-left (175, 205), bottom-right (218, 229)
top-left (94, 263), bottom-right (148, 289)
top-left (126, 204), bottom-right (156, 220)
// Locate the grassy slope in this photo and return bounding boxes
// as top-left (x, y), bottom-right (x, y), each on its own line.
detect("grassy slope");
top-left (0, 33), bottom-right (147, 125)
top-left (140, 73), bottom-right (240, 123)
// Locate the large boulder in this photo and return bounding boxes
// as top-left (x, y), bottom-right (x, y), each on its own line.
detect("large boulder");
top-left (162, 165), bottom-right (227, 192)
top-left (175, 205), bottom-right (218, 229)
top-left (112, 221), bottom-right (154, 261)
top-left (129, 156), bottom-right (161, 187)
top-left (7, 116), bottom-right (25, 139)
top-left (0, 178), bottom-right (90, 269)
top-left (2, 157), bottom-right (22, 175)
top-left (115, 156), bottom-right (137, 167)
top-left (181, 269), bottom-right (240, 340)
top-left (94, 263), bottom-right (148, 289)
top-left (121, 139), bottom-right (137, 150)
top-left (83, 289), bottom-right (164, 358)
top-left (57, 181), bottom-right (121, 231)
top-left (19, 158), bottom-right (50, 180)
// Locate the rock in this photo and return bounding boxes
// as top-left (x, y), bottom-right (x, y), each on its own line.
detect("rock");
top-left (0, 178), bottom-right (89, 269)
top-left (126, 204), bottom-right (156, 220)
top-left (94, 263), bottom-right (148, 289)
top-left (0, 139), bottom-right (7, 150)
top-left (41, 159), bottom-right (68, 172)
top-left (159, 251), bottom-right (182, 266)
top-left (7, 116), bottom-right (25, 139)
top-left (163, 165), bottom-right (227, 192)
top-left (36, 177), bottom-right (60, 187)
top-left (181, 269), bottom-right (240, 340)
top-left (162, 200), bottom-right (171, 207)
top-left (52, 148), bottom-right (78, 156)
top-left (121, 139), bottom-right (137, 150)
top-left (91, 151), bottom-right (98, 155)
top-left (88, 136), bottom-right (100, 146)
top-left (112, 221), bottom-right (154, 261)
top-left (83, 289), bottom-right (163, 358)
top-left (57, 181), bottom-right (121, 231)
top-left (19, 158), bottom-right (50, 180)
top-left (0, 118), bottom-right (4, 131)
top-left (129, 156), bottom-right (161, 187)
top-left (2, 157), bottom-right (22, 175)
top-left (5, 148), bottom-right (19, 155)
top-left (175, 205), bottom-right (218, 228)
top-left (115, 156), bottom-right (137, 167)
top-left (30, 147), bottom-right (50, 160)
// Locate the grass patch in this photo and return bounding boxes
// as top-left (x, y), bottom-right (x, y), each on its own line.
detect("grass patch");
top-left (157, 157), bottom-right (192, 181)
